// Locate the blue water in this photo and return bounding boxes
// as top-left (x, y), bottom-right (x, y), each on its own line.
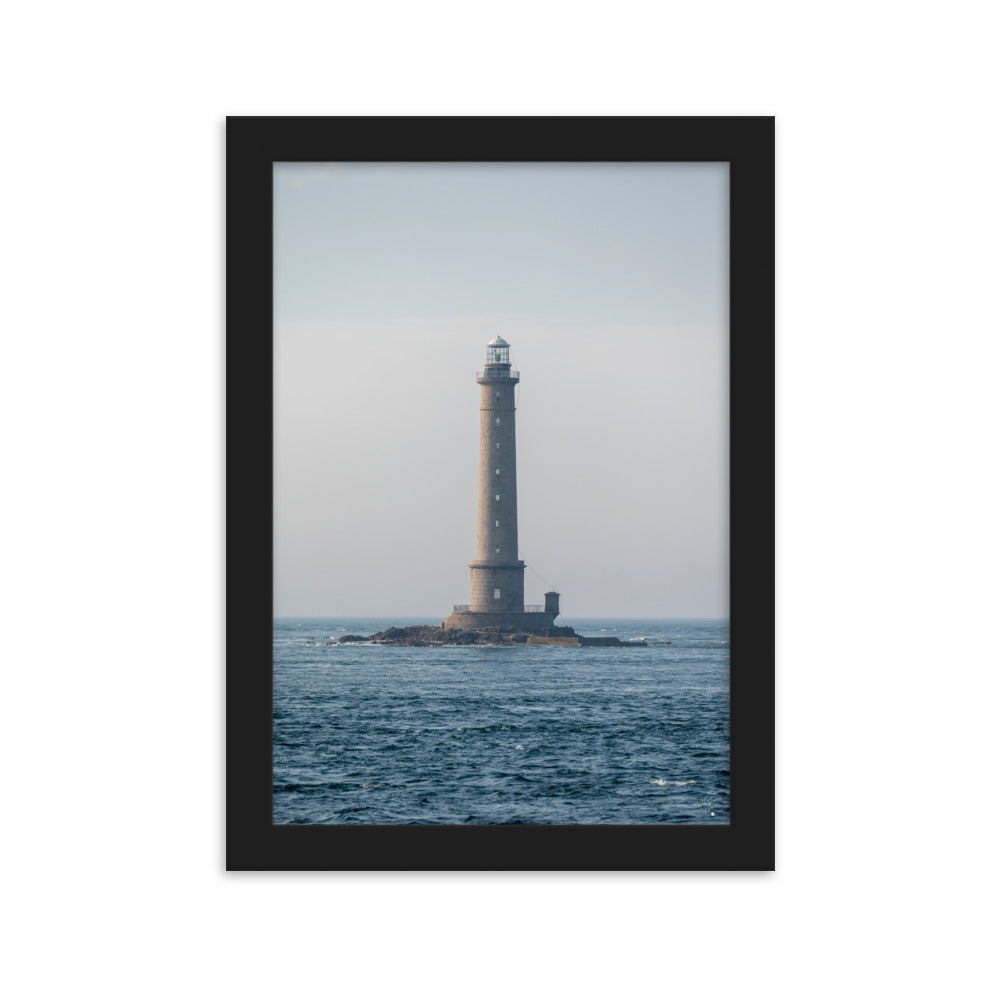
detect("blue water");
top-left (273, 617), bottom-right (729, 825)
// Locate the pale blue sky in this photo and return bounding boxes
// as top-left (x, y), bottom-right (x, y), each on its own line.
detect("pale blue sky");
top-left (275, 162), bottom-right (727, 327)
top-left (274, 162), bottom-right (729, 617)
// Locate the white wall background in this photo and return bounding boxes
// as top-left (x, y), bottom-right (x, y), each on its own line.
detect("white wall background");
top-left (4, 2), bottom-right (998, 999)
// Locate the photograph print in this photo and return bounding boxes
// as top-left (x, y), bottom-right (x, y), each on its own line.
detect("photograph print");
top-left (274, 159), bottom-right (729, 823)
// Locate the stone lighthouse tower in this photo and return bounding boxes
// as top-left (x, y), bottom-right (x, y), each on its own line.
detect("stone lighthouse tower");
top-left (471, 335), bottom-right (524, 613)
top-left (443, 337), bottom-right (559, 632)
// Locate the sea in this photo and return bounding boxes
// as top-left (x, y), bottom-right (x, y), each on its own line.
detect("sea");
top-left (273, 617), bottom-right (729, 825)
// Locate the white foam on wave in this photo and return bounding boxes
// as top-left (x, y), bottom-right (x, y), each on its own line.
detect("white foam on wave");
top-left (515, 744), bottom-right (525, 751)
top-left (649, 779), bottom-right (697, 787)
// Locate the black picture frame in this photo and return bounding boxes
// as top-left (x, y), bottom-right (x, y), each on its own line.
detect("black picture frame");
top-left (226, 115), bottom-right (774, 871)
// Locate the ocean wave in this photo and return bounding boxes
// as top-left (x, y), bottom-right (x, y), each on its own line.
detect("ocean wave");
top-left (274, 617), bottom-right (730, 824)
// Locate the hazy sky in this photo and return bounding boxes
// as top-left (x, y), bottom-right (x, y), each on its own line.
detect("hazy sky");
top-left (274, 162), bottom-right (728, 618)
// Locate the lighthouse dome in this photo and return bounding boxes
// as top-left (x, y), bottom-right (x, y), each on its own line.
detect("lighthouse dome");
top-left (487, 336), bottom-right (509, 347)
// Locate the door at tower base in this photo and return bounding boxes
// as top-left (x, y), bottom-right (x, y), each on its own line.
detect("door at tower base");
top-left (469, 559), bottom-right (525, 614)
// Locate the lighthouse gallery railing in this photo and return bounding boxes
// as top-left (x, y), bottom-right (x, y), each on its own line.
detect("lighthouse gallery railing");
top-left (453, 604), bottom-right (547, 613)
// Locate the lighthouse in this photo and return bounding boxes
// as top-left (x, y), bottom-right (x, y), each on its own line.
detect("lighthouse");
top-left (471, 335), bottom-right (524, 613)
top-left (443, 337), bottom-right (559, 632)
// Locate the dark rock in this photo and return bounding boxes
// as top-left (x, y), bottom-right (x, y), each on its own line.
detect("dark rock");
top-left (545, 625), bottom-right (578, 637)
top-left (326, 622), bottom-right (643, 648)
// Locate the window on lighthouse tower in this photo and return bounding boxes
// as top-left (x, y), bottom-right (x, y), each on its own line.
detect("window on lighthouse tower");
top-left (494, 589), bottom-right (501, 599)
